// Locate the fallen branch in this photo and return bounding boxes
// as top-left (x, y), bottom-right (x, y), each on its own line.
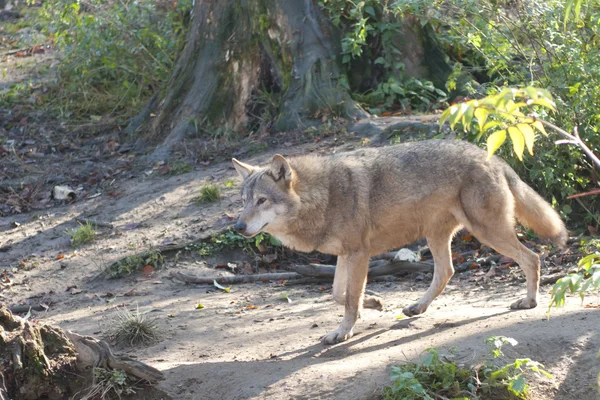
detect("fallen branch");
top-left (294, 260), bottom-right (433, 278)
top-left (171, 259), bottom-right (433, 286)
top-left (76, 217), bottom-right (114, 229)
top-left (8, 304), bottom-right (47, 313)
top-left (170, 271), bottom-right (301, 284)
top-left (540, 272), bottom-right (567, 286)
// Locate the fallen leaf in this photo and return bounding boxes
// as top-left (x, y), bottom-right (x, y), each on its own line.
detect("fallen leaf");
top-left (214, 280), bottom-right (231, 293)
top-left (195, 303), bottom-right (205, 309)
top-left (57, 254), bottom-right (65, 259)
top-left (280, 292), bottom-right (292, 303)
top-left (105, 140), bottom-right (120, 153)
top-left (246, 305), bottom-right (259, 309)
top-left (141, 265), bottom-right (155, 276)
top-left (395, 315), bottom-right (405, 320)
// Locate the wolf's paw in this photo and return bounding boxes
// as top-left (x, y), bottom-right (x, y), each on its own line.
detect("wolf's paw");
top-left (402, 303), bottom-right (427, 317)
top-left (510, 297), bottom-right (538, 310)
top-left (321, 327), bottom-right (353, 345)
top-left (364, 295), bottom-right (384, 311)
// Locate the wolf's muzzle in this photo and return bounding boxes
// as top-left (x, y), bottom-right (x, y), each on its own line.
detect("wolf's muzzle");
top-left (234, 221), bottom-right (247, 234)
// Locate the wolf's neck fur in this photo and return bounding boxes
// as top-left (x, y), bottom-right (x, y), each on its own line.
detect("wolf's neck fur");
top-left (279, 155), bottom-right (332, 247)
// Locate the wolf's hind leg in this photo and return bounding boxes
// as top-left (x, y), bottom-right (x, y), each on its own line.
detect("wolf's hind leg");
top-left (403, 227), bottom-right (455, 317)
top-left (456, 184), bottom-right (540, 310)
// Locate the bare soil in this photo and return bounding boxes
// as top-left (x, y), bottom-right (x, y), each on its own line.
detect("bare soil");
top-left (2, 15), bottom-right (600, 400)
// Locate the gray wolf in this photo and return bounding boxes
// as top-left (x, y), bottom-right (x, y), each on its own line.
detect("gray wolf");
top-left (231, 140), bottom-right (567, 344)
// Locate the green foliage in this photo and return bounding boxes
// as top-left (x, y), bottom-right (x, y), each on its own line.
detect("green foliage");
top-left (65, 222), bottom-right (96, 247)
top-left (404, 0), bottom-right (599, 222)
top-left (108, 249), bottom-right (164, 278)
top-left (318, 0), bottom-right (447, 113)
top-left (549, 254), bottom-right (600, 311)
top-left (39, 0), bottom-right (191, 120)
top-left (439, 86), bottom-right (554, 160)
top-left (185, 228), bottom-right (281, 257)
top-left (196, 184), bottom-right (221, 203)
top-left (384, 337), bottom-right (551, 399)
top-left (87, 368), bottom-right (133, 399)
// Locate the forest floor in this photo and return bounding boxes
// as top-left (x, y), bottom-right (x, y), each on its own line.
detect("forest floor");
top-left (2, 6), bottom-right (600, 400)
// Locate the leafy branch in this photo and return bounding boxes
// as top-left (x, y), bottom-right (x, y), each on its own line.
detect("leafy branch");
top-left (439, 86), bottom-right (600, 170)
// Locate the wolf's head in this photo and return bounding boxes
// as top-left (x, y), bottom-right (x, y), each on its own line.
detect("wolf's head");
top-left (231, 155), bottom-right (300, 237)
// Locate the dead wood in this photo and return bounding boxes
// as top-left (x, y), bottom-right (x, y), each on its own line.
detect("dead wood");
top-left (8, 304), bottom-right (47, 313)
top-left (0, 305), bottom-right (163, 399)
top-left (294, 260), bottom-right (433, 278)
top-left (540, 272), bottom-right (567, 286)
top-left (170, 271), bottom-right (302, 284)
top-left (171, 259), bottom-right (433, 286)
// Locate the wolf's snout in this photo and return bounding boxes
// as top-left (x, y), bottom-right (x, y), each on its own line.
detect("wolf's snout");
top-left (234, 221), bottom-right (247, 234)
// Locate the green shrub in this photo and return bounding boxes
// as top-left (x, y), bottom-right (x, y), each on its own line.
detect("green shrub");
top-left (384, 337), bottom-right (551, 399)
top-left (39, 0), bottom-right (192, 120)
top-left (107, 249), bottom-right (164, 278)
top-left (318, 0), bottom-right (448, 114)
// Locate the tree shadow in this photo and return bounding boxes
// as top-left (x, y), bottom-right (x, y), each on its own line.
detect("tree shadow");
top-left (148, 309), bottom-right (600, 399)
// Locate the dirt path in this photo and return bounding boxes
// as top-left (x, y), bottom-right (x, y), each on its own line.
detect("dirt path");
top-left (1, 135), bottom-right (599, 399)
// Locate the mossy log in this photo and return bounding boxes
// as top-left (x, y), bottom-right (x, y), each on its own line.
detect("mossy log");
top-left (0, 305), bottom-right (163, 400)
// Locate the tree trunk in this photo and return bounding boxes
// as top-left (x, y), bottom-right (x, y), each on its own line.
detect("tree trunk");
top-left (147, 0), bottom-right (365, 160)
top-left (146, 0), bottom-right (452, 161)
top-left (0, 305), bottom-right (163, 399)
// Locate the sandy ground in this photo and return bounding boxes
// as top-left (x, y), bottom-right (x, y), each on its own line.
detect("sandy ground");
top-left (1, 138), bottom-right (599, 400)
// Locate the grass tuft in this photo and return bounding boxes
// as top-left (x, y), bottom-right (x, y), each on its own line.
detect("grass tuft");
top-left (66, 222), bottom-right (96, 247)
top-left (109, 306), bottom-right (161, 347)
top-left (196, 183), bottom-right (221, 203)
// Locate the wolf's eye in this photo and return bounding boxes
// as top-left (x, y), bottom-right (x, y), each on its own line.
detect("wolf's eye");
top-left (256, 197), bottom-right (267, 205)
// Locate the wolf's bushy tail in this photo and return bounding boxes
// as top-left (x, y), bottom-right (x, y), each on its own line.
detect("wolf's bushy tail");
top-left (504, 167), bottom-right (567, 247)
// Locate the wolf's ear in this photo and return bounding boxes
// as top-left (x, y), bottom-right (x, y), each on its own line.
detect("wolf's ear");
top-left (270, 154), bottom-right (292, 183)
top-left (232, 158), bottom-right (255, 180)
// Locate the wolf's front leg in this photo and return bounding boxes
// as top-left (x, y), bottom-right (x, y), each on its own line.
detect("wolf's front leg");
top-left (322, 252), bottom-right (370, 344)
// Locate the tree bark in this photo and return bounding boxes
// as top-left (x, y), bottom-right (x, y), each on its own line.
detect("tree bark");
top-left (148, 0), bottom-right (367, 161)
top-left (145, 0), bottom-right (453, 161)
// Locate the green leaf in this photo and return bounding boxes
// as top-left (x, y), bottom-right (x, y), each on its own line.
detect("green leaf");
top-left (532, 97), bottom-right (557, 111)
top-left (365, 5), bottom-right (376, 16)
top-left (508, 126), bottom-right (525, 161)
top-left (195, 303), bottom-right (205, 309)
top-left (487, 129), bottom-right (507, 158)
top-left (214, 280), bottom-right (231, 293)
top-left (532, 120), bottom-right (548, 136)
top-left (516, 123), bottom-right (535, 155)
top-left (439, 107), bottom-right (452, 128)
top-left (462, 104), bottom-right (475, 132)
top-left (280, 292), bottom-right (293, 303)
top-left (474, 107), bottom-right (490, 133)
top-left (509, 375), bottom-right (527, 394)
top-left (450, 103), bottom-right (469, 130)
top-left (524, 86), bottom-right (539, 101)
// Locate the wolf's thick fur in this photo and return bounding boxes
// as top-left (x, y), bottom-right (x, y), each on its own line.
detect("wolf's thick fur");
top-left (232, 140), bottom-right (567, 344)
